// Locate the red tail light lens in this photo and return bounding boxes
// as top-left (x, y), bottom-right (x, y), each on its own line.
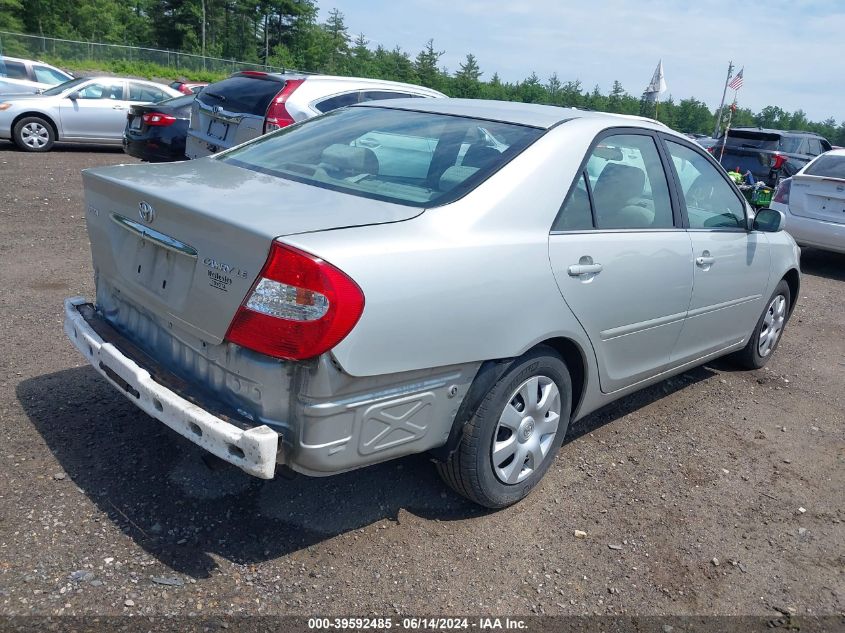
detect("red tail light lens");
top-left (773, 177), bottom-right (791, 204)
top-left (225, 242), bottom-right (364, 360)
top-left (264, 79), bottom-right (304, 133)
top-left (142, 112), bottom-right (177, 126)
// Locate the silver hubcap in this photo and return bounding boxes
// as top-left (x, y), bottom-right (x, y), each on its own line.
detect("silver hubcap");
top-left (492, 375), bottom-right (561, 485)
top-left (758, 294), bottom-right (786, 357)
top-left (21, 122), bottom-right (49, 149)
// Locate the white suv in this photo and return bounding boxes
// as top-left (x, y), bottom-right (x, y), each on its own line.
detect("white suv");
top-left (0, 56), bottom-right (73, 95)
top-left (186, 72), bottom-right (445, 159)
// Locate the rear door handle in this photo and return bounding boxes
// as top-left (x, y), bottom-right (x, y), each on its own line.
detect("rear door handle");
top-left (568, 263), bottom-right (603, 276)
top-left (696, 256), bottom-right (715, 267)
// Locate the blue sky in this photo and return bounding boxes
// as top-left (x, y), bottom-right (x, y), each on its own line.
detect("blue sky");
top-left (320, 0), bottom-right (844, 122)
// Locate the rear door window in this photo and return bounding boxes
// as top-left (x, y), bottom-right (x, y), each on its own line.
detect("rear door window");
top-left (583, 134), bottom-right (674, 229)
top-left (314, 91), bottom-right (361, 113)
top-left (0, 60), bottom-right (28, 80)
top-left (361, 90), bottom-right (420, 102)
top-left (199, 75), bottom-right (283, 114)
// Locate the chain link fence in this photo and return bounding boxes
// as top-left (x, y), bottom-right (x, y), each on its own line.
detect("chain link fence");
top-left (0, 30), bottom-right (290, 76)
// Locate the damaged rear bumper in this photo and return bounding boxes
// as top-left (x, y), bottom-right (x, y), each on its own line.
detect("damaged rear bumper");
top-left (63, 297), bottom-right (279, 478)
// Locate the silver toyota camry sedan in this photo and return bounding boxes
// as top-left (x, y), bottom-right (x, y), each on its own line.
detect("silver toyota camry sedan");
top-left (0, 76), bottom-right (179, 151)
top-left (64, 99), bottom-right (801, 508)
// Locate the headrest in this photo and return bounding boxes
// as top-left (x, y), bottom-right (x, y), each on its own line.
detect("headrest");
top-left (321, 144), bottom-right (379, 175)
top-left (463, 145), bottom-right (501, 169)
top-left (593, 163), bottom-right (645, 201)
top-left (439, 165), bottom-right (479, 192)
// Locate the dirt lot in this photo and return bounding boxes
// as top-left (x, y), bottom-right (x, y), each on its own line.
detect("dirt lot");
top-left (0, 142), bottom-right (843, 621)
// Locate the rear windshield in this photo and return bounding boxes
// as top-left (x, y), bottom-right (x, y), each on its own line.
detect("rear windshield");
top-left (219, 106), bottom-right (543, 207)
top-left (804, 154), bottom-right (845, 179)
top-left (198, 75), bottom-right (283, 114)
top-left (725, 130), bottom-right (803, 153)
top-left (157, 94), bottom-right (195, 108)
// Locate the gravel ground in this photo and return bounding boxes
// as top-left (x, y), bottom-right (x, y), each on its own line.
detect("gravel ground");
top-left (0, 142), bottom-right (843, 620)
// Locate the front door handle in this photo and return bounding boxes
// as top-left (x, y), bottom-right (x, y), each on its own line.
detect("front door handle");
top-left (695, 256), bottom-right (715, 267)
top-left (112, 105), bottom-right (127, 110)
top-left (568, 263), bottom-right (603, 276)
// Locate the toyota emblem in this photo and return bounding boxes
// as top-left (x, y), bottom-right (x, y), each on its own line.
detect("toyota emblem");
top-left (138, 201), bottom-right (155, 223)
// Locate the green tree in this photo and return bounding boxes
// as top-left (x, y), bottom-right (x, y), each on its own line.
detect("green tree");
top-left (414, 39), bottom-right (444, 91)
top-left (453, 52), bottom-right (481, 98)
top-left (0, 0), bottom-right (24, 31)
top-left (322, 8), bottom-right (349, 74)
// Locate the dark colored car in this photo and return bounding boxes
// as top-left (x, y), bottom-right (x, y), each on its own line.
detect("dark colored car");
top-left (714, 128), bottom-right (832, 186)
top-left (123, 94), bottom-right (194, 162)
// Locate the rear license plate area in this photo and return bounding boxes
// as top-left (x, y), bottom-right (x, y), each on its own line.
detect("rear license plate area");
top-left (129, 116), bottom-right (142, 131)
top-left (208, 119), bottom-right (228, 141)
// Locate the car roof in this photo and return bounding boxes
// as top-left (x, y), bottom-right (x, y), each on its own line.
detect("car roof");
top-left (731, 127), bottom-right (825, 139)
top-left (232, 71), bottom-right (446, 97)
top-left (353, 98), bottom-right (668, 130)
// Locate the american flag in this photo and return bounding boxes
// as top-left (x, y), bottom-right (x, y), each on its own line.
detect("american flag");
top-left (728, 68), bottom-right (744, 91)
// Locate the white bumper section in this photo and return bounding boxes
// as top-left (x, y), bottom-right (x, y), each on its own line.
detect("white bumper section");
top-left (63, 297), bottom-right (278, 478)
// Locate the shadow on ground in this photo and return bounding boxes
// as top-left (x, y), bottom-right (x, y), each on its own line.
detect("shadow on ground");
top-left (0, 139), bottom-right (125, 153)
top-left (18, 363), bottom-right (716, 578)
top-left (800, 248), bottom-right (845, 283)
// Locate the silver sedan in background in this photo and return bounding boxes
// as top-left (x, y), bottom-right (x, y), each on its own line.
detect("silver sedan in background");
top-left (0, 76), bottom-right (180, 151)
top-left (770, 149), bottom-right (845, 254)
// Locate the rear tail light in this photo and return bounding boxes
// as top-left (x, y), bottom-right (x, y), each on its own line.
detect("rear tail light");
top-left (142, 112), bottom-right (177, 126)
top-left (225, 242), bottom-right (364, 360)
top-left (264, 79), bottom-right (305, 133)
top-left (773, 178), bottom-right (791, 205)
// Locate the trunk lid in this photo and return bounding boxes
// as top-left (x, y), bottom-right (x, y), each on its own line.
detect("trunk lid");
top-left (789, 174), bottom-right (845, 225)
top-left (83, 158), bottom-right (422, 344)
top-left (127, 95), bottom-right (193, 134)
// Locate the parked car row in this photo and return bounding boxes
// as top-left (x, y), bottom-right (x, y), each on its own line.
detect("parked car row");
top-left (0, 76), bottom-right (181, 151)
top-left (125, 71), bottom-right (447, 162)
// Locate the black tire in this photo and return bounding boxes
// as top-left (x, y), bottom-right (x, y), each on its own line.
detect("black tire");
top-left (731, 279), bottom-right (791, 369)
top-left (436, 346), bottom-right (572, 509)
top-left (13, 116), bottom-right (56, 152)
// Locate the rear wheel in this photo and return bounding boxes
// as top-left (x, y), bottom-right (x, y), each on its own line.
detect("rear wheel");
top-left (732, 280), bottom-right (791, 369)
top-left (13, 116), bottom-right (55, 152)
top-left (436, 346), bottom-right (572, 508)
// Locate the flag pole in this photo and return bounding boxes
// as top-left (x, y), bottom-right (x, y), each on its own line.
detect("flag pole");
top-left (719, 93), bottom-right (738, 163)
top-left (713, 61), bottom-right (734, 138)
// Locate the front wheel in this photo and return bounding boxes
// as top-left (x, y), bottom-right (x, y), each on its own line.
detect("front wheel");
top-left (436, 346), bottom-right (572, 508)
top-left (732, 279), bottom-right (791, 369)
top-left (13, 116), bottom-right (55, 152)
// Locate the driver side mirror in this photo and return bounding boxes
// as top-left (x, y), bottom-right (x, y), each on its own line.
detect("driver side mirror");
top-left (752, 208), bottom-right (785, 232)
top-left (68, 91), bottom-right (80, 100)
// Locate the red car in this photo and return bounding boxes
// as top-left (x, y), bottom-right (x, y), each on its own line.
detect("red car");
top-left (169, 80), bottom-right (207, 95)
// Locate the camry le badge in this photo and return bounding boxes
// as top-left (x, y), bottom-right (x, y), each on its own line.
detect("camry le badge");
top-left (138, 201), bottom-right (155, 224)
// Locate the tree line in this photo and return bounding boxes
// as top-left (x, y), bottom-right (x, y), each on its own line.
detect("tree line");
top-left (3, 0), bottom-right (844, 144)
